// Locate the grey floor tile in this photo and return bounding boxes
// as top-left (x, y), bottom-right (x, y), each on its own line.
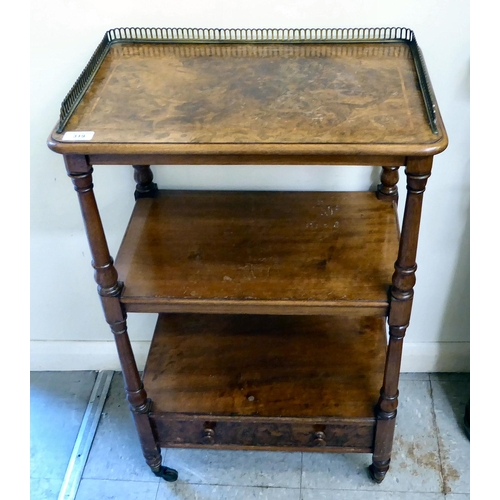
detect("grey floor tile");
top-left (30, 477), bottom-right (64, 500)
top-left (429, 373), bottom-right (469, 383)
top-left (301, 490), bottom-right (446, 500)
top-left (162, 448), bottom-right (302, 488)
top-left (301, 451), bottom-right (377, 491)
top-left (300, 489), bottom-right (448, 500)
top-left (430, 374), bottom-right (470, 495)
top-left (157, 482), bottom-right (300, 500)
top-left (75, 478), bottom-right (159, 500)
top-left (400, 373), bottom-right (431, 381)
top-left (82, 372), bottom-right (161, 483)
top-left (30, 371), bottom-right (97, 482)
top-left (302, 380), bottom-right (443, 493)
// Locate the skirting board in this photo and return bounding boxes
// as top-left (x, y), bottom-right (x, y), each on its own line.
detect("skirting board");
top-left (30, 340), bottom-right (470, 373)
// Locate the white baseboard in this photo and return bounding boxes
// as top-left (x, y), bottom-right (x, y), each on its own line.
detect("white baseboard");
top-left (30, 340), bottom-right (470, 373)
top-left (399, 341), bottom-right (469, 372)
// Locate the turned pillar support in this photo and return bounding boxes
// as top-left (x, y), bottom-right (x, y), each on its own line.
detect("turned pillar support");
top-left (133, 165), bottom-right (158, 199)
top-left (64, 154), bottom-right (177, 481)
top-left (371, 156), bottom-right (432, 483)
top-left (64, 154), bottom-right (147, 402)
top-left (377, 166), bottom-right (400, 202)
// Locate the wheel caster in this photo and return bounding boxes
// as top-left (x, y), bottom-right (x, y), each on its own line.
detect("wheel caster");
top-left (368, 463), bottom-right (387, 483)
top-left (153, 465), bottom-right (178, 482)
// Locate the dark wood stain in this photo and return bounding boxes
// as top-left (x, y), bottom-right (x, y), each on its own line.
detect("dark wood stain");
top-left (143, 313), bottom-right (386, 418)
top-left (115, 190), bottom-right (399, 314)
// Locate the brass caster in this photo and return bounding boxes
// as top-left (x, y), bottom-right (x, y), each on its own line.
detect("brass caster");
top-left (153, 465), bottom-right (178, 482)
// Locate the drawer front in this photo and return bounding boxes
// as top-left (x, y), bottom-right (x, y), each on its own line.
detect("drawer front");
top-left (151, 414), bottom-right (375, 452)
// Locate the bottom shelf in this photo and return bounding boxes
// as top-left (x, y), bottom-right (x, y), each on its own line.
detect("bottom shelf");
top-left (143, 313), bottom-right (387, 452)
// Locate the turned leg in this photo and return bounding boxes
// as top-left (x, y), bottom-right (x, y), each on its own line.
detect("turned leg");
top-left (377, 166), bottom-right (400, 202)
top-left (370, 157), bottom-right (432, 483)
top-left (133, 165), bottom-right (158, 199)
top-left (64, 154), bottom-right (177, 482)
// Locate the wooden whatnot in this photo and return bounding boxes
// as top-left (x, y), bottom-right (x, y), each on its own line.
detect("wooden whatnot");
top-left (48, 28), bottom-right (448, 483)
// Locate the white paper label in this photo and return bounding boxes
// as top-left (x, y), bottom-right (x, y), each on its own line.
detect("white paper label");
top-left (62, 131), bottom-right (95, 141)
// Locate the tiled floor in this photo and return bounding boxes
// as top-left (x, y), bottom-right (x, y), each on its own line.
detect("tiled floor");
top-left (30, 372), bottom-right (470, 500)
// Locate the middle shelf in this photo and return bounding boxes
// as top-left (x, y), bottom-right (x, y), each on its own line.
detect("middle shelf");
top-left (114, 190), bottom-right (399, 315)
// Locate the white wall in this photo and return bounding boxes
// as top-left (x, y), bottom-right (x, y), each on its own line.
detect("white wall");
top-left (30, 0), bottom-right (470, 371)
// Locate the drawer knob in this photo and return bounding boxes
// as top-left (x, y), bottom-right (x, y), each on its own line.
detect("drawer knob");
top-left (313, 431), bottom-right (326, 447)
top-left (202, 427), bottom-right (215, 445)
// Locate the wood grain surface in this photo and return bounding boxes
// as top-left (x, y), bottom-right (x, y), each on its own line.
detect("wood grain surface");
top-left (143, 313), bottom-right (387, 418)
top-left (48, 41), bottom-right (447, 156)
top-left (114, 190), bottom-right (399, 314)
top-left (150, 414), bottom-right (376, 452)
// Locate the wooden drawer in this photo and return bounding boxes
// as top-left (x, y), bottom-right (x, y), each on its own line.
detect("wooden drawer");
top-left (151, 414), bottom-right (376, 453)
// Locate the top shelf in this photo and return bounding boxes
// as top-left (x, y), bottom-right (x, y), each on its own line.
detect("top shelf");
top-left (47, 27), bottom-right (447, 157)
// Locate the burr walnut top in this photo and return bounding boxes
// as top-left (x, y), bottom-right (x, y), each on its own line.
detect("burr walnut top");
top-left (48, 41), bottom-right (447, 156)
